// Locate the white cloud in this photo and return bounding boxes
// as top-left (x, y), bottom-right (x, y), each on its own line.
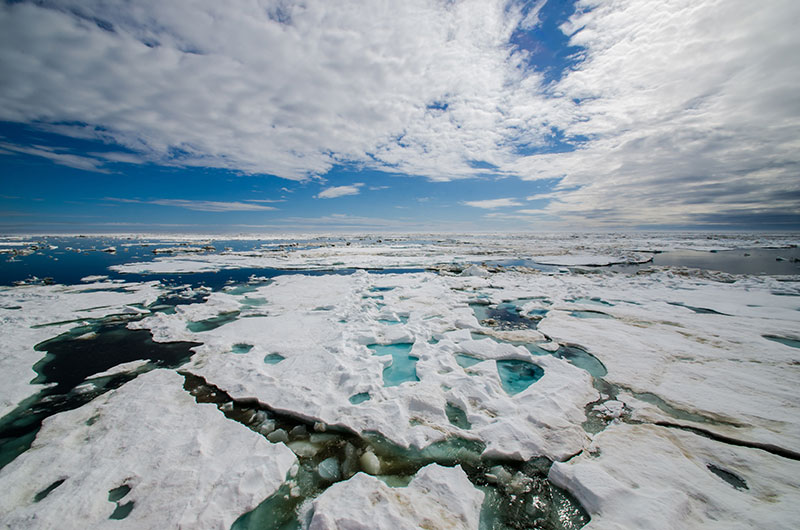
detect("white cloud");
top-left (463, 198), bottom-right (523, 209)
top-left (0, 0), bottom-right (798, 227)
top-left (0, 141), bottom-right (109, 173)
top-left (105, 198), bottom-right (277, 212)
top-left (0, 0), bottom-right (555, 182)
top-left (315, 183), bottom-right (364, 199)
top-left (508, 0), bottom-right (800, 227)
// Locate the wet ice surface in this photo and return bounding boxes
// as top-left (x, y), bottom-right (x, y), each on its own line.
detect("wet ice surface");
top-left (1, 232), bottom-right (800, 529)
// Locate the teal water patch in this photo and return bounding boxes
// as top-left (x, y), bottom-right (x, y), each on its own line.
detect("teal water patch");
top-left (349, 392), bottom-right (370, 404)
top-left (555, 345), bottom-right (607, 378)
top-left (707, 464), bottom-right (748, 490)
top-left (470, 302), bottom-right (541, 330)
top-left (566, 297), bottom-right (613, 306)
top-left (455, 353), bottom-right (484, 369)
top-left (108, 484), bottom-right (131, 503)
top-left (570, 310), bottom-right (613, 319)
top-left (232, 343), bottom-right (253, 354)
top-left (764, 335), bottom-right (800, 349)
top-left (188, 374), bottom-right (589, 530)
top-left (34, 479), bottom-right (66, 502)
top-left (108, 484), bottom-right (133, 520)
top-left (377, 315), bottom-right (408, 325)
top-left (370, 286), bottom-right (395, 292)
top-left (109, 501), bottom-right (134, 520)
top-left (240, 297), bottom-right (268, 306)
top-left (445, 403), bottom-right (471, 429)
top-left (470, 303), bottom-right (492, 322)
top-left (186, 311), bottom-right (240, 332)
top-left (264, 353), bottom-right (285, 364)
top-left (496, 360), bottom-right (544, 395)
top-left (368, 343), bottom-right (419, 386)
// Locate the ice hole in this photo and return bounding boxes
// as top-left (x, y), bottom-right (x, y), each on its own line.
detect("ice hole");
top-left (554, 345), bottom-right (608, 378)
top-left (264, 353), bottom-right (285, 364)
top-left (496, 360), bottom-right (544, 395)
top-left (764, 335), bottom-right (800, 349)
top-left (107, 484), bottom-right (131, 502)
top-left (34, 478), bottom-right (66, 502)
top-left (186, 311), bottom-right (240, 332)
top-left (445, 403), bottom-right (471, 429)
top-left (231, 343), bottom-right (253, 354)
top-left (707, 464), bottom-right (748, 490)
top-left (368, 343), bottom-right (419, 386)
top-left (349, 392), bottom-right (370, 404)
top-left (455, 353), bottom-right (483, 369)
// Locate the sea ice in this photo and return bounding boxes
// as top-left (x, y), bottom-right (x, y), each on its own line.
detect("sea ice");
top-left (135, 272), bottom-right (596, 461)
top-left (307, 464), bottom-right (483, 530)
top-left (549, 422), bottom-right (800, 529)
top-left (0, 370), bottom-right (296, 529)
top-left (0, 281), bottom-right (162, 418)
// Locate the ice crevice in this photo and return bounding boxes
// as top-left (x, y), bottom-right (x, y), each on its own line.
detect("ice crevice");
top-left (179, 371), bottom-right (591, 530)
top-left (652, 421), bottom-right (800, 461)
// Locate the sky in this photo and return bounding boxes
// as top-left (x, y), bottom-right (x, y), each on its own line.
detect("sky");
top-left (1, 0), bottom-right (798, 233)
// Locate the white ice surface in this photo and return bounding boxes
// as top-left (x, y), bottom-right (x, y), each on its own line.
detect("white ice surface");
top-left (109, 232), bottom-right (799, 275)
top-left (307, 464), bottom-right (483, 530)
top-left (0, 281), bottom-right (162, 418)
top-left (530, 271), bottom-right (800, 450)
top-left (0, 369), bottom-right (297, 529)
top-left (133, 271), bottom-right (595, 461)
top-left (549, 422), bottom-right (800, 530)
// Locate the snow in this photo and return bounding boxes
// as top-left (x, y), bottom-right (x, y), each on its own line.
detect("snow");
top-left (307, 464), bottom-right (483, 530)
top-left (549, 422), bottom-right (800, 530)
top-left (3, 232), bottom-right (800, 528)
top-left (133, 272), bottom-right (595, 461)
top-left (108, 232), bottom-right (800, 275)
top-left (0, 369), bottom-right (297, 529)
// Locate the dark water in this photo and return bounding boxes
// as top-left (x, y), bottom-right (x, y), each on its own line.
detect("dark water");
top-left (610, 247), bottom-right (800, 275)
top-left (0, 237), bottom-right (425, 288)
top-left (0, 310), bottom-right (200, 471)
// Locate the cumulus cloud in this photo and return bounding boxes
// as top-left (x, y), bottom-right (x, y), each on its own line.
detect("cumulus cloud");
top-left (315, 183), bottom-right (364, 199)
top-left (0, 0), bottom-right (555, 181)
top-left (1, 0), bottom-right (798, 227)
top-left (508, 0), bottom-right (800, 227)
top-left (463, 198), bottom-right (523, 209)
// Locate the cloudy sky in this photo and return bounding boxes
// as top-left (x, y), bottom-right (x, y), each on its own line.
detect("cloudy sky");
top-left (1, 0), bottom-right (798, 232)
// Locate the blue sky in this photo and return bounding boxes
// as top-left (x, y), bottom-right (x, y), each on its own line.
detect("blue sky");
top-left (1, 0), bottom-right (798, 233)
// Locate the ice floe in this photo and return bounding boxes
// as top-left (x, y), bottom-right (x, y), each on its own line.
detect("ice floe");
top-left (549, 422), bottom-right (800, 530)
top-left (307, 464), bottom-right (483, 530)
top-left (0, 281), bottom-right (162, 418)
top-left (2, 232), bottom-right (800, 528)
top-left (0, 370), bottom-right (296, 529)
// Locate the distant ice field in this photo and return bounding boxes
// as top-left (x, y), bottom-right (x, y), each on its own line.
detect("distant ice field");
top-left (1, 232), bottom-right (799, 529)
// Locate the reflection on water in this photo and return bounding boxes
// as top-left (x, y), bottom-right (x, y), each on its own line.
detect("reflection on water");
top-left (611, 248), bottom-right (800, 275)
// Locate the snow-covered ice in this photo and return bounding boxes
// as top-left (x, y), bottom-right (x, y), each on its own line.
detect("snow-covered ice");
top-left (2, 232), bottom-right (799, 529)
top-left (549, 422), bottom-right (800, 530)
top-left (308, 464), bottom-right (483, 530)
top-left (0, 280), bottom-right (162, 418)
top-left (0, 369), bottom-right (297, 529)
